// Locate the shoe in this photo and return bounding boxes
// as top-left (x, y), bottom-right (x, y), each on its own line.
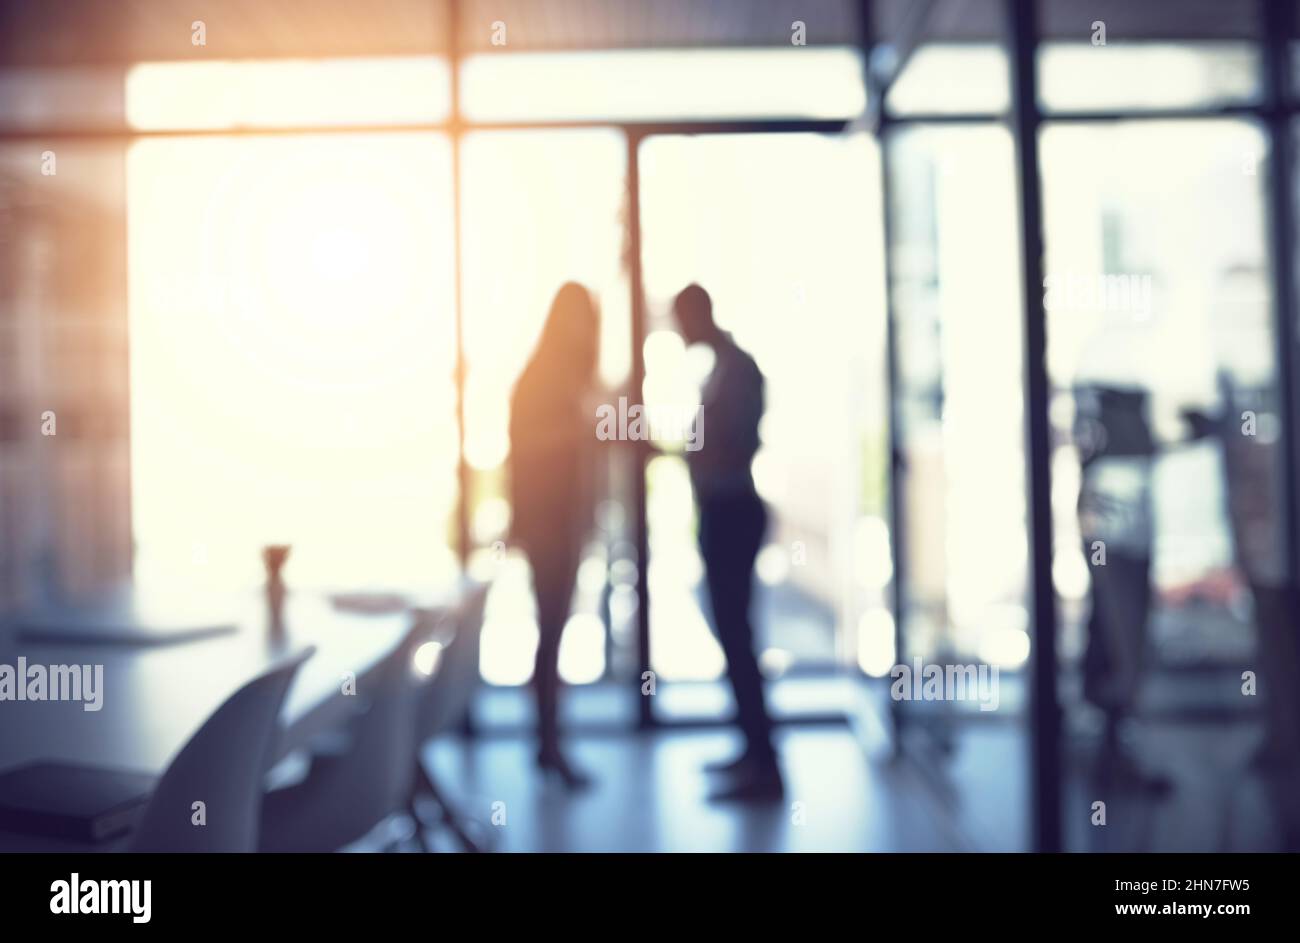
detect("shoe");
top-left (536, 750), bottom-right (594, 791)
top-left (1251, 739), bottom-right (1297, 772)
top-left (704, 752), bottom-right (756, 775)
top-left (707, 761), bottom-right (785, 803)
top-left (1098, 747), bottom-right (1173, 796)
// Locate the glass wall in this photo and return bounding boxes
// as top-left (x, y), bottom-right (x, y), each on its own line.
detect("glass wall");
top-left (881, 121), bottom-right (1030, 849)
top-left (1042, 119), bottom-right (1285, 851)
top-left (1034, 0), bottom-right (1293, 851)
top-left (8, 5), bottom-right (1300, 852)
top-left (877, 0), bottom-right (1009, 117)
top-left (128, 133), bottom-right (460, 592)
top-left (637, 131), bottom-right (889, 719)
top-left (874, 0), bottom-right (1296, 853)
top-left (14, 48), bottom-right (880, 712)
top-left (458, 128), bottom-right (634, 688)
top-left (459, 48), bottom-right (864, 123)
top-left (119, 60), bottom-right (461, 596)
top-left (1037, 0), bottom-right (1261, 112)
top-left (887, 122), bottom-right (1029, 702)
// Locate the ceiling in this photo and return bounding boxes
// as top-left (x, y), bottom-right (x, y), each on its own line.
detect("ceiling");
top-left (0, 0), bottom-right (1266, 66)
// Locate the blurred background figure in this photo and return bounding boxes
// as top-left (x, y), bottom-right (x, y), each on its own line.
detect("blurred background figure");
top-left (1185, 376), bottom-right (1300, 770)
top-left (671, 284), bottom-right (781, 802)
top-left (509, 282), bottom-right (600, 789)
top-left (1072, 385), bottom-right (1167, 791)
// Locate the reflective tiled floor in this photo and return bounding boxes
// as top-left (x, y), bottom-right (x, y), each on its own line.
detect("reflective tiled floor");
top-left (421, 724), bottom-right (967, 853)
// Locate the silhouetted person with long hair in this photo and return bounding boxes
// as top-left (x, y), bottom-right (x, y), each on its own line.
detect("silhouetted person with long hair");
top-left (509, 282), bottom-right (599, 789)
top-left (672, 284), bottom-right (782, 801)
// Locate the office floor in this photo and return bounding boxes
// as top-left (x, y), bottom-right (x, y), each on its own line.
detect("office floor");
top-left (359, 669), bottom-right (1280, 853)
top-left (1061, 716), bottom-right (1294, 853)
top-left (415, 724), bottom-right (970, 853)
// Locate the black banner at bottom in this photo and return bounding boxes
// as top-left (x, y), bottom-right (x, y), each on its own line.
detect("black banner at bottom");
top-left (0, 852), bottom-right (1285, 930)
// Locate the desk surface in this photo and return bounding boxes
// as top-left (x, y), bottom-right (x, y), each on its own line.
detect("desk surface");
top-left (0, 588), bottom-right (462, 850)
top-left (0, 589), bottom-right (457, 777)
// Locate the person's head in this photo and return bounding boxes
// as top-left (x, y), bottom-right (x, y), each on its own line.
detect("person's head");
top-left (529, 281), bottom-right (599, 387)
top-left (671, 283), bottom-right (716, 346)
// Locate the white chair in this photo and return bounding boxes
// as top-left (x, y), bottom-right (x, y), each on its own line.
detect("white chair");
top-left (407, 582), bottom-right (489, 852)
top-left (258, 616), bottom-right (439, 852)
top-left (129, 647), bottom-right (315, 852)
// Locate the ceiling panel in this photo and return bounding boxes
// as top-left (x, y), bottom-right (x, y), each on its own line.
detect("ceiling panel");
top-left (0, 0), bottom-right (1267, 67)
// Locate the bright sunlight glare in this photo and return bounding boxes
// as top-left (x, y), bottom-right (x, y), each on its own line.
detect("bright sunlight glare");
top-left (127, 126), bottom-right (460, 592)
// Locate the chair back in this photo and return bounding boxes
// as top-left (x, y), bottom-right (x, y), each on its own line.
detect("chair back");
top-left (416, 582), bottom-right (488, 739)
top-left (334, 615), bottom-right (433, 817)
top-left (130, 647), bottom-right (314, 852)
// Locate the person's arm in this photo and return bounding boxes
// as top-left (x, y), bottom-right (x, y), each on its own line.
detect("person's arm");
top-left (1178, 407), bottom-right (1220, 444)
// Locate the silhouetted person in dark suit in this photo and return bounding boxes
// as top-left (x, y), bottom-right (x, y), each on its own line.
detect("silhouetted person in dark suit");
top-left (672, 284), bottom-right (782, 801)
top-left (509, 282), bottom-right (599, 790)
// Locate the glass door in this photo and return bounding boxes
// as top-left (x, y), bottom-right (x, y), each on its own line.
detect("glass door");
top-left (457, 128), bottom-right (640, 726)
top-left (636, 131), bottom-right (890, 724)
top-left (128, 132), bottom-right (460, 593)
top-left (1040, 119), bottom-right (1285, 851)
top-left (883, 122), bottom-right (1031, 849)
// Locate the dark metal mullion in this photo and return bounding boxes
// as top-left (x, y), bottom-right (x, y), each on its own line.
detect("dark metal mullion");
top-left (0, 118), bottom-right (851, 144)
top-left (625, 129), bottom-right (654, 729)
top-left (875, 112), bottom-right (1008, 127)
top-left (882, 106), bottom-right (1270, 126)
top-left (0, 124), bottom-right (454, 142)
top-left (1035, 104), bottom-right (1268, 123)
top-left (1006, 0), bottom-right (1060, 854)
top-left (1261, 0), bottom-right (1300, 589)
top-left (875, 126), bottom-right (908, 757)
top-left (445, 0), bottom-right (477, 740)
top-left (7, 110), bottom-right (1283, 147)
top-left (611, 118), bottom-right (850, 136)
top-left (448, 0), bottom-right (471, 569)
top-left (860, 0), bottom-right (909, 755)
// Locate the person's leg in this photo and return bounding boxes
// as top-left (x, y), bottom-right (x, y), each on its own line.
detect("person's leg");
top-left (528, 544), bottom-right (587, 786)
top-left (1101, 550), bottom-right (1152, 724)
top-left (1080, 571), bottom-right (1114, 715)
top-left (1086, 549), bottom-right (1169, 791)
top-left (1252, 582), bottom-right (1300, 764)
top-left (701, 494), bottom-right (777, 779)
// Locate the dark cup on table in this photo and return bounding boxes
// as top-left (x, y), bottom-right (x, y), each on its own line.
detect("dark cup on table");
top-left (262, 545), bottom-right (291, 640)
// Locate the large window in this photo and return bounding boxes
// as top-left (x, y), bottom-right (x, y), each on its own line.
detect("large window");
top-left (638, 131), bottom-right (888, 716)
top-left (1041, 119), bottom-right (1283, 851)
top-left (876, 0), bottom-right (1009, 116)
top-left (883, 122), bottom-right (1030, 849)
top-left (122, 58), bottom-right (462, 597)
top-left (128, 132), bottom-right (460, 592)
top-left (888, 124), bottom-right (1029, 677)
top-left (1038, 0), bottom-right (1262, 112)
top-left (868, 0), bottom-right (1296, 853)
top-left (458, 128), bottom-right (632, 687)
top-left (125, 57), bottom-right (452, 130)
top-left (107, 48), bottom-right (879, 714)
top-left (460, 48), bottom-right (865, 123)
